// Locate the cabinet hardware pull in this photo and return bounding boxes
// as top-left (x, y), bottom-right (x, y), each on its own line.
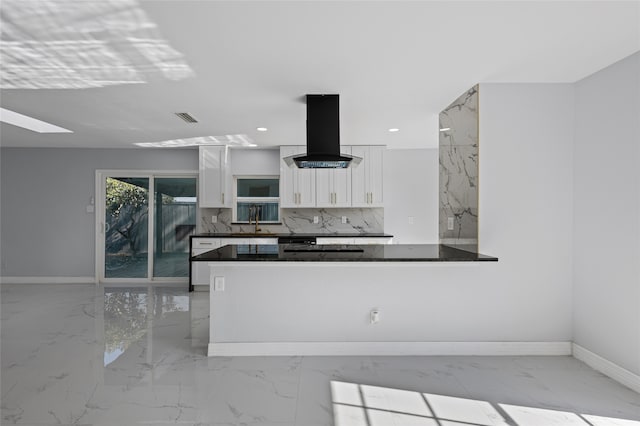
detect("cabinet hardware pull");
top-left (222, 193), bottom-right (224, 204)
top-left (200, 242), bottom-right (213, 245)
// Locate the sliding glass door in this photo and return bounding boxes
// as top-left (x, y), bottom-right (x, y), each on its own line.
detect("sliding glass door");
top-left (104, 177), bottom-right (150, 278)
top-left (153, 178), bottom-right (196, 278)
top-left (99, 173), bottom-right (196, 282)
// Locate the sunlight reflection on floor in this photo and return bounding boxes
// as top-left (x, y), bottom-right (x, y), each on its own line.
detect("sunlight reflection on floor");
top-left (331, 380), bottom-right (640, 426)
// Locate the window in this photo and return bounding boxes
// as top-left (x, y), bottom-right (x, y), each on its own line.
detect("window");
top-left (233, 177), bottom-right (280, 223)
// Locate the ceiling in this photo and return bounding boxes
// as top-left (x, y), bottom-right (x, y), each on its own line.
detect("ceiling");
top-left (1, 0), bottom-right (638, 150)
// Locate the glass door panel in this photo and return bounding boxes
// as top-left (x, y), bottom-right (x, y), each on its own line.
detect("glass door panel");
top-left (104, 177), bottom-right (149, 278)
top-left (153, 177), bottom-right (197, 278)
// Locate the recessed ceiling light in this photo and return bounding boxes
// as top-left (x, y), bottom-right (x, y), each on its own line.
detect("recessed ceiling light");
top-left (439, 127), bottom-right (451, 132)
top-left (0, 108), bottom-right (73, 133)
top-left (257, 127), bottom-right (268, 132)
top-left (388, 128), bottom-right (399, 132)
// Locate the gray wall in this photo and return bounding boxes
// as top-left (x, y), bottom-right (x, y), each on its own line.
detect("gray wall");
top-left (384, 149), bottom-right (438, 244)
top-left (0, 148), bottom-right (198, 277)
top-left (573, 52), bottom-right (640, 376)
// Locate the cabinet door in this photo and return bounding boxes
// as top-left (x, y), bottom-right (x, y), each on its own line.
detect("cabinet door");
top-left (367, 146), bottom-right (384, 207)
top-left (280, 146), bottom-right (316, 207)
top-left (350, 146), bottom-right (369, 207)
top-left (350, 146), bottom-right (384, 207)
top-left (315, 169), bottom-right (333, 207)
top-left (333, 146), bottom-right (352, 207)
top-left (280, 146), bottom-right (300, 208)
top-left (297, 167), bottom-right (316, 207)
top-left (199, 146), bottom-right (231, 207)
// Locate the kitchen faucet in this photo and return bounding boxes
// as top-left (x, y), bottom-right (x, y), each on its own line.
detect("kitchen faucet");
top-left (249, 204), bottom-right (261, 233)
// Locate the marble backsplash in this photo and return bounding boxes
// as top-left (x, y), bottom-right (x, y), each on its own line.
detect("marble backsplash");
top-left (199, 207), bottom-right (384, 234)
top-left (439, 85), bottom-right (479, 244)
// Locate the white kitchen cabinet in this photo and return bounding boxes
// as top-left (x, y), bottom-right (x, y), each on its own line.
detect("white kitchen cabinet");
top-left (351, 145), bottom-right (384, 207)
top-left (280, 146), bottom-right (316, 207)
top-left (199, 146), bottom-right (232, 208)
top-left (191, 238), bottom-right (221, 285)
top-left (316, 146), bottom-right (352, 207)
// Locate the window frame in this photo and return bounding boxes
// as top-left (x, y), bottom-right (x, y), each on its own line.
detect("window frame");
top-left (232, 175), bottom-right (281, 223)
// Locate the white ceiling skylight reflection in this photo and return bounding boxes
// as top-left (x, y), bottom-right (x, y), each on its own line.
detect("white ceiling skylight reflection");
top-left (0, 108), bottom-right (73, 133)
top-left (0, 0), bottom-right (194, 89)
top-left (330, 381), bottom-right (640, 426)
top-left (134, 134), bottom-right (257, 148)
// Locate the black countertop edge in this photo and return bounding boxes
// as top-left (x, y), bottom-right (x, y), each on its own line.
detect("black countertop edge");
top-left (191, 244), bottom-right (497, 262)
top-left (190, 233), bottom-right (394, 239)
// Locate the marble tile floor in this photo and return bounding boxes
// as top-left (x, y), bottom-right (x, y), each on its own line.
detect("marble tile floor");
top-left (1, 284), bottom-right (638, 426)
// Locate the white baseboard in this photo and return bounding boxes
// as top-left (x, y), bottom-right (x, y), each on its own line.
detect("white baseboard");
top-left (208, 341), bottom-right (572, 357)
top-left (572, 343), bottom-right (640, 394)
top-left (0, 276), bottom-right (96, 284)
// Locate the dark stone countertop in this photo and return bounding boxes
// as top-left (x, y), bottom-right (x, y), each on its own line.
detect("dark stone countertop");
top-left (191, 233), bottom-right (394, 239)
top-left (191, 244), bottom-right (497, 262)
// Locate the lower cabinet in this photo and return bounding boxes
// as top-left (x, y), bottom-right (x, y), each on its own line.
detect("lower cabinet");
top-left (191, 237), bottom-right (278, 286)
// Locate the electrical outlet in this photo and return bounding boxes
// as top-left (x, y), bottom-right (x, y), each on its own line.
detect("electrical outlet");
top-left (342, 216), bottom-right (347, 224)
top-left (313, 216), bottom-right (319, 224)
top-left (212, 215), bottom-right (218, 223)
top-left (408, 216), bottom-right (414, 224)
top-left (214, 276), bottom-right (225, 292)
top-left (370, 309), bottom-right (380, 324)
top-left (447, 217), bottom-right (454, 230)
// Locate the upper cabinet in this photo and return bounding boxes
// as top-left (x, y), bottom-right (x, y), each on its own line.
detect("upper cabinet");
top-left (351, 145), bottom-right (384, 207)
top-left (199, 146), bottom-right (232, 208)
top-left (316, 146), bottom-right (352, 207)
top-left (279, 145), bottom-right (384, 208)
top-left (280, 146), bottom-right (316, 208)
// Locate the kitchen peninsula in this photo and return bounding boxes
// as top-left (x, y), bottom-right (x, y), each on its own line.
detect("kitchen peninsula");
top-left (194, 243), bottom-right (498, 357)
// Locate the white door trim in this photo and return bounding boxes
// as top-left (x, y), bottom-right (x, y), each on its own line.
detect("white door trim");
top-left (95, 170), bottom-right (197, 284)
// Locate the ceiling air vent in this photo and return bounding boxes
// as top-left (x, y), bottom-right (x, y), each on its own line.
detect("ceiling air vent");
top-left (175, 112), bottom-right (198, 123)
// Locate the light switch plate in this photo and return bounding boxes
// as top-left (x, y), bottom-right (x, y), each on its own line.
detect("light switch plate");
top-left (342, 216), bottom-right (347, 224)
top-left (212, 215), bottom-right (218, 223)
top-left (313, 216), bottom-right (319, 224)
top-left (447, 217), bottom-right (454, 230)
top-left (408, 216), bottom-right (414, 224)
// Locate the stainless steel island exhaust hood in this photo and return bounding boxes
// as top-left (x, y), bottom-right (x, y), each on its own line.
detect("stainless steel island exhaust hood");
top-left (284, 94), bottom-right (361, 169)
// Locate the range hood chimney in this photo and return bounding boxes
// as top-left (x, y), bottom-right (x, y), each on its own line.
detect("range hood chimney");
top-left (285, 94), bottom-right (361, 169)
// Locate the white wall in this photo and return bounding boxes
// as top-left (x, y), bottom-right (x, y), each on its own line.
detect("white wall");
top-left (573, 52), bottom-right (640, 375)
top-left (0, 148), bottom-right (198, 278)
top-left (211, 86), bottom-right (576, 347)
top-left (230, 148), bottom-right (280, 176)
top-left (384, 149), bottom-right (439, 243)
top-left (478, 83), bottom-right (575, 342)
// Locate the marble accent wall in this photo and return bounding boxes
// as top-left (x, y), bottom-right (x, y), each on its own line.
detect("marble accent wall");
top-left (199, 207), bottom-right (383, 234)
top-left (439, 85), bottom-right (479, 245)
